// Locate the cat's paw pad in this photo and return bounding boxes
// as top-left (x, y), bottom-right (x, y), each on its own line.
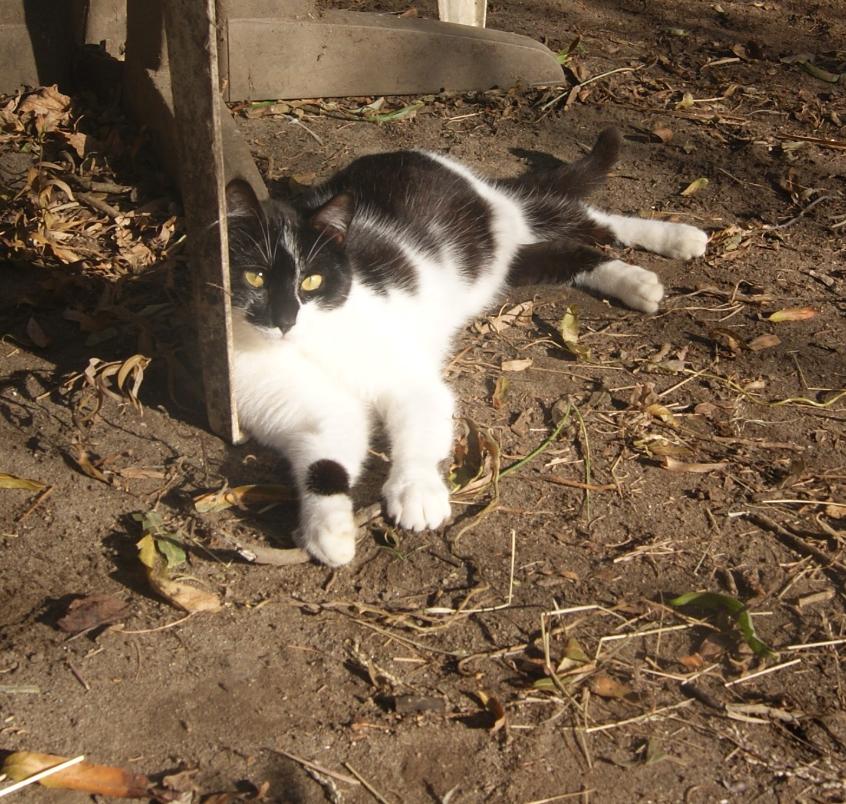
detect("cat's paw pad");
top-left (617, 264), bottom-right (664, 314)
top-left (297, 496), bottom-right (357, 567)
top-left (383, 471), bottom-right (451, 532)
top-left (661, 224), bottom-right (708, 260)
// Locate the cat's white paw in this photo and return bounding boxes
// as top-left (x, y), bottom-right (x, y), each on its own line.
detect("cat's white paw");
top-left (659, 224), bottom-right (708, 261)
top-left (585, 260), bottom-right (664, 314)
top-left (621, 265), bottom-right (665, 313)
top-left (297, 495), bottom-right (357, 567)
top-left (383, 469), bottom-right (451, 532)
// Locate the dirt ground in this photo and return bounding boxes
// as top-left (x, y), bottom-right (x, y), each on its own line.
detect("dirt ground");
top-left (2, 1), bottom-right (846, 802)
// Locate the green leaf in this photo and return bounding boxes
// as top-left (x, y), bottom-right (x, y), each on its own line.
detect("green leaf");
top-left (133, 511), bottom-right (186, 568)
top-left (669, 591), bottom-right (777, 658)
top-left (367, 101), bottom-right (424, 124)
top-left (156, 538), bottom-right (186, 568)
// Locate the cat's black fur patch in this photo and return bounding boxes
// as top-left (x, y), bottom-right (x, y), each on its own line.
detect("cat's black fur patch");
top-left (508, 239), bottom-right (605, 285)
top-left (306, 460), bottom-right (351, 496)
top-left (303, 151), bottom-right (495, 282)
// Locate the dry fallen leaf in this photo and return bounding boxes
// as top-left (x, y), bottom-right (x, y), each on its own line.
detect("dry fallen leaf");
top-left (491, 375), bottom-right (509, 410)
top-left (0, 472), bottom-right (45, 491)
top-left (56, 595), bottom-right (130, 635)
top-left (681, 177), bottom-right (710, 197)
top-left (450, 418), bottom-right (499, 499)
top-left (26, 317), bottom-right (51, 348)
top-left (193, 484), bottom-right (294, 513)
top-left (2, 751), bottom-right (150, 798)
top-left (501, 358), bottom-right (533, 372)
top-left (590, 672), bottom-right (632, 699)
top-left (146, 565), bottom-right (221, 613)
top-left (747, 334), bottom-right (781, 351)
top-left (678, 652), bottom-right (705, 670)
top-left (646, 403), bottom-right (678, 428)
top-left (768, 307), bottom-right (816, 322)
top-left (475, 300), bottom-right (533, 334)
top-left (652, 126), bottom-right (674, 143)
top-left (558, 305), bottom-right (591, 361)
top-left (663, 456), bottom-right (728, 473)
top-left (478, 691), bottom-right (507, 734)
top-left (137, 529), bottom-right (221, 613)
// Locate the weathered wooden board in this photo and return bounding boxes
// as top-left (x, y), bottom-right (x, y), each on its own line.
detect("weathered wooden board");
top-left (161, 0), bottom-right (242, 443)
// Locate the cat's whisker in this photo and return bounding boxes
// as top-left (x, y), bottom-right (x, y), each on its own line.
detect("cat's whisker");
top-left (305, 227), bottom-right (333, 265)
top-left (203, 281), bottom-right (234, 298)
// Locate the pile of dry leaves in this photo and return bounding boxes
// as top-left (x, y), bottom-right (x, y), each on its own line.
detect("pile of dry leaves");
top-left (0, 84), bottom-right (182, 277)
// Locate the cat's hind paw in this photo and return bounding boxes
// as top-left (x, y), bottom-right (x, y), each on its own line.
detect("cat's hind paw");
top-left (297, 495), bottom-right (358, 567)
top-left (658, 223), bottom-right (708, 261)
top-left (383, 470), bottom-right (451, 532)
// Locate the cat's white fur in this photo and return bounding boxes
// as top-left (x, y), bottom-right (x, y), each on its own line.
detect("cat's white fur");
top-left (233, 153), bottom-right (708, 566)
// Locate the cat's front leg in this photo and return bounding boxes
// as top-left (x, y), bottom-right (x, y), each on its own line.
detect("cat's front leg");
top-left (378, 380), bottom-right (454, 532)
top-left (279, 404), bottom-right (370, 568)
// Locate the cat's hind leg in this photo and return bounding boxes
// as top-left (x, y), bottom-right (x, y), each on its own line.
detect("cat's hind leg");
top-left (509, 239), bottom-right (664, 313)
top-left (586, 207), bottom-right (708, 260)
top-left (378, 378), bottom-right (454, 533)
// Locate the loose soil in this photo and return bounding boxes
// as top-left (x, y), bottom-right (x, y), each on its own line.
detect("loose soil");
top-left (2, 1), bottom-right (845, 802)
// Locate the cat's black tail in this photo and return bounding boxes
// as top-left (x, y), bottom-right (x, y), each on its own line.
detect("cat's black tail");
top-left (506, 127), bottom-right (621, 200)
top-left (548, 126), bottom-right (621, 198)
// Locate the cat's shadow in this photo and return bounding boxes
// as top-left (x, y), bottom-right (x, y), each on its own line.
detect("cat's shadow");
top-left (509, 147), bottom-right (566, 172)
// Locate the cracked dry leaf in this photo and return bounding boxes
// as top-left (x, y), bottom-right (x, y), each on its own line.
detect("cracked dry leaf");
top-left (477, 691), bottom-right (507, 735)
top-left (2, 751), bottom-right (150, 798)
top-left (193, 484), bottom-right (294, 513)
top-left (73, 449), bottom-right (111, 484)
top-left (646, 403), bottom-right (678, 428)
top-left (449, 418), bottom-right (499, 499)
top-left (475, 300), bottom-right (534, 334)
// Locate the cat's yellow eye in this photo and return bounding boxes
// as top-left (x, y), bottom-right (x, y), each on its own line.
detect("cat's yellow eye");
top-left (300, 274), bottom-right (323, 292)
top-left (244, 271), bottom-right (264, 288)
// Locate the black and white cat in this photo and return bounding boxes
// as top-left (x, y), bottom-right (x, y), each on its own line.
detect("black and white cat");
top-left (225, 128), bottom-right (707, 567)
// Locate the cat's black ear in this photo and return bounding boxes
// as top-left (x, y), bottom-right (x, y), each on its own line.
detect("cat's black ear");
top-left (226, 179), bottom-right (263, 219)
top-left (310, 193), bottom-right (354, 245)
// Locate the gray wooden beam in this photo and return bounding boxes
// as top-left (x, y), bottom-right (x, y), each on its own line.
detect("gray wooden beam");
top-left (160, 0), bottom-right (242, 443)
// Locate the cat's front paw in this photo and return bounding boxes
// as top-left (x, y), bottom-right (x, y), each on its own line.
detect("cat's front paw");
top-left (296, 495), bottom-right (357, 567)
top-left (601, 261), bottom-right (664, 314)
top-left (660, 224), bottom-right (708, 261)
top-left (383, 469), bottom-right (451, 532)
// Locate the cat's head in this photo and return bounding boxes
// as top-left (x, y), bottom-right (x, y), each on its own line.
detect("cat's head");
top-left (225, 180), bottom-right (354, 336)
